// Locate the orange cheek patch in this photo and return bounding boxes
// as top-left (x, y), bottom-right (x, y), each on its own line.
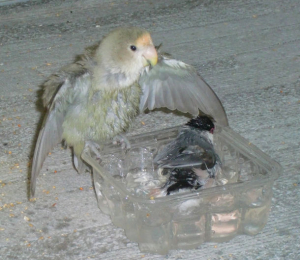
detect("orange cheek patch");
top-left (136, 33), bottom-right (153, 46)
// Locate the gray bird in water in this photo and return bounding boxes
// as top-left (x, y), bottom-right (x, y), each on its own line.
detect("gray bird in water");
top-left (31, 27), bottom-right (227, 196)
top-left (154, 116), bottom-right (221, 195)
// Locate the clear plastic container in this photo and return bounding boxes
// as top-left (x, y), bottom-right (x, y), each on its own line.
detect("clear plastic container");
top-left (81, 124), bottom-right (282, 254)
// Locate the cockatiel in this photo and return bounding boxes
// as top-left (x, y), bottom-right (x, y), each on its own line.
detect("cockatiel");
top-left (154, 116), bottom-right (221, 195)
top-left (30, 27), bottom-right (228, 196)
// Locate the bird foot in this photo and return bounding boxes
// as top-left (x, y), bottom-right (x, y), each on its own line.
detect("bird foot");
top-left (112, 134), bottom-right (131, 150)
top-left (74, 154), bottom-right (91, 173)
top-left (84, 141), bottom-right (102, 161)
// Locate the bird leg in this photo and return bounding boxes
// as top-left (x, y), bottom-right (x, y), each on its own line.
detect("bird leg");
top-left (112, 134), bottom-right (131, 150)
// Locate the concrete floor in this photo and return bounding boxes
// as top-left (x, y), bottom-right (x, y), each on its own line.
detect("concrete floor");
top-left (0, 0), bottom-right (300, 259)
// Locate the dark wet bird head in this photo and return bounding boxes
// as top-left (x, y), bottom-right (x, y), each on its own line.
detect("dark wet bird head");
top-left (186, 116), bottom-right (215, 133)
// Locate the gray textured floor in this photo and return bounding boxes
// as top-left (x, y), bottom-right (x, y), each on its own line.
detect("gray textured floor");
top-left (0, 0), bottom-right (300, 259)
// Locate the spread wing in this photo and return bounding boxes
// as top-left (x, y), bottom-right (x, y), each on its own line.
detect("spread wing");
top-left (30, 59), bottom-right (91, 196)
top-left (139, 56), bottom-right (228, 126)
top-left (30, 106), bottom-right (64, 196)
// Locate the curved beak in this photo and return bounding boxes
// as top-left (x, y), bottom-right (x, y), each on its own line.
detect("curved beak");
top-left (142, 45), bottom-right (158, 67)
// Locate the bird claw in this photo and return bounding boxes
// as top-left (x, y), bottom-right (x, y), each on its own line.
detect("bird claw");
top-left (112, 134), bottom-right (131, 150)
top-left (73, 154), bottom-right (90, 173)
top-left (84, 141), bottom-right (102, 161)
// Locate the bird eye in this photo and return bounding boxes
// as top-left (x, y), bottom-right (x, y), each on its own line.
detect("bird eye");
top-left (130, 45), bottom-right (137, 51)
